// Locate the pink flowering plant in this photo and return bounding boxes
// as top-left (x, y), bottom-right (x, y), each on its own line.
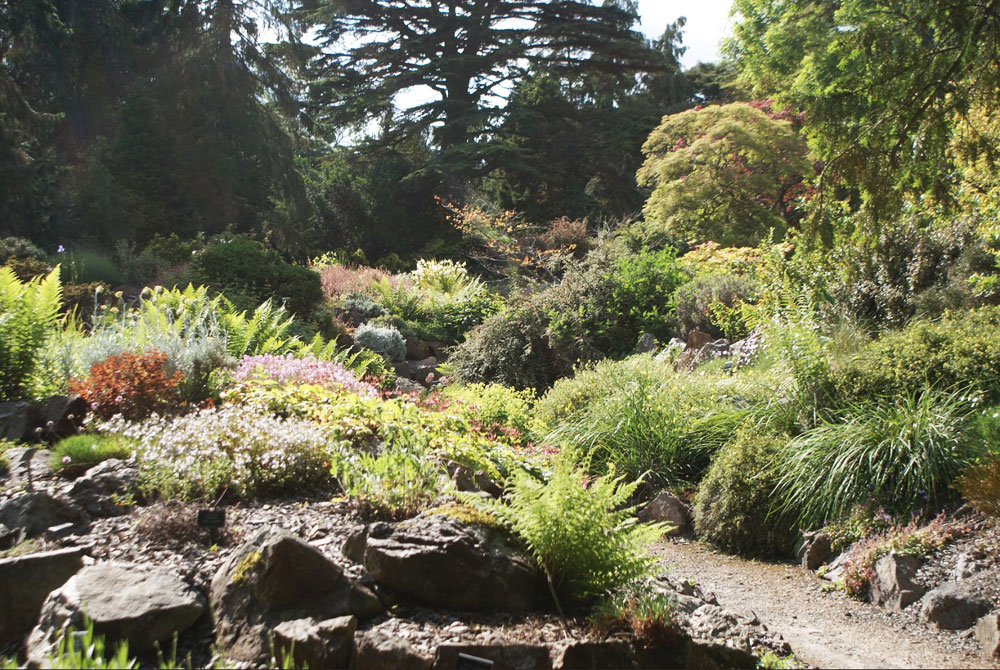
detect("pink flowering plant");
top-left (234, 353), bottom-right (378, 398)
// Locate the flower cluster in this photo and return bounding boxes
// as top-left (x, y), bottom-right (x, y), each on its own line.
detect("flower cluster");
top-left (234, 354), bottom-right (378, 398)
top-left (98, 406), bottom-right (334, 499)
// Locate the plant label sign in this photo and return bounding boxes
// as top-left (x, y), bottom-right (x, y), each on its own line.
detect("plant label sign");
top-left (197, 509), bottom-right (226, 528)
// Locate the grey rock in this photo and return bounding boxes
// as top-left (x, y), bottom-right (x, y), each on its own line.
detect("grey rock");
top-left (799, 531), bottom-right (833, 571)
top-left (427, 341), bottom-right (449, 361)
top-left (27, 563), bottom-right (204, 659)
top-left (686, 329), bottom-right (713, 350)
top-left (434, 644), bottom-right (552, 670)
top-left (0, 547), bottom-right (84, 645)
top-left (211, 526), bottom-right (382, 664)
top-left (353, 630), bottom-right (432, 670)
top-left (951, 552), bottom-right (986, 581)
top-left (41, 396), bottom-right (88, 441)
top-left (635, 332), bottom-right (657, 354)
top-left (4, 447), bottom-right (54, 484)
top-left (976, 613), bottom-right (1000, 659)
top-left (447, 462), bottom-right (501, 497)
top-left (394, 377), bottom-right (426, 395)
top-left (0, 491), bottom-right (88, 539)
top-left (0, 402), bottom-right (44, 443)
top-left (556, 641), bottom-right (632, 670)
top-left (638, 491), bottom-right (690, 536)
top-left (364, 515), bottom-right (538, 612)
top-left (273, 616), bottom-right (356, 670)
top-left (920, 583), bottom-right (992, 630)
top-left (65, 459), bottom-right (138, 517)
top-left (406, 338), bottom-right (433, 361)
top-left (872, 553), bottom-right (924, 611)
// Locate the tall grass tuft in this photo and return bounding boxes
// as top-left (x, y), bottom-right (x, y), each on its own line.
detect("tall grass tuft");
top-left (775, 388), bottom-right (983, 530)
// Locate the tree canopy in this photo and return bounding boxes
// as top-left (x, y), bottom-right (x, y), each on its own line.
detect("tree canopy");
top-left (302, 0), bottom-right (659, 180)
top-left (728, 0), bottom-right (1000, 216)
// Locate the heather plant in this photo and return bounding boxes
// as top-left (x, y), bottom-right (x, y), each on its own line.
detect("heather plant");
top-left (354, 323), bottom-right (406, 361)
top-left (70, 350), bottom-right (184, 420)
top-left (838, 515), bottom-right (957, 599)
top-left (318, 263), bottom-right (391, 300)
top-left (98, 406), bottom-right (334, 500)
top-left (0, 266), bottom-right (64, 401)
top-left (465, 453), bottom-right (664, 602)
top-left (234, 354), bottom-right (378, 398)
top-left (774, 389), bottom-right (983, 530)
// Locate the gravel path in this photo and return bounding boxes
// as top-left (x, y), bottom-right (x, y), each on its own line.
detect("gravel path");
top-left (654, 539), bottom-right (992, 669)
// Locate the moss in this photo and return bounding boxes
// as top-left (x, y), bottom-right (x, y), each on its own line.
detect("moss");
top-left (424, 502), bottom-right (502, 528)
top-left (0, 452), bottom-right (9, 476)
top-left (230, 550), bottom-right (262, 586)
top-left (0, 539), bottom-right (43, 559)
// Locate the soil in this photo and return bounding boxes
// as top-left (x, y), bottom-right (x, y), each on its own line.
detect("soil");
top-left (654, 537), bottom-right (999, 669)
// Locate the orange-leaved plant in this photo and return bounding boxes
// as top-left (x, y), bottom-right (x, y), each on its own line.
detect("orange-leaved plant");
top-left (70, 350), bottom-right (183, 421)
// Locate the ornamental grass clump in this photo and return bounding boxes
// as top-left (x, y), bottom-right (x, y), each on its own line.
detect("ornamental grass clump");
top-left (775, 388), bottom-right (983, 530)
top-left (234, 354), bottom-right (378, 398)
top-left (467, 454), bottom-right (664, 602)
top-left (99, 406), bottom-right (333, 500)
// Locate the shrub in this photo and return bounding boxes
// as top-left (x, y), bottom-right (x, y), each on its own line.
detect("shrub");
top-left (3, 257), bottom-right (52, 282)
top-left (50, 435), bottom-right (134, 473)
top-left (449, 299), bottom-right (559, 390)
top-left (466, 454), bottom-right (664, 602)
top-left (70, 350), bottom-right (183, 421)
top-left (234, 354), bottom-right (378, 398)
top-left (954, 455), bottom-right (1000, 520)
top-left (0, 236), bottom-right (46, 263)
top-left (538, 218), bottom-right (590, 254)
top-left (774, 389), bottom-right (982, 530)
top-left (0, 267), bottom-right (63, 401)
top-left (190, 236), bottom-right (322, 317)
top-left (99, 406), bottom-right (334, 500)
top-left (831, 306), bottom-right (1000, 403)
top-left (340, 293), bottom-right (385, 322)
top-left (407, 258), bottom-right (473, 293)
top-left (828, 215), bottom-right (996, 329)
top-left (354, 323), bottom-right (406, 362)
top-left (674, 273), bottom-right (758, 339)
top-left (693, 426), bottom-right (797, 558)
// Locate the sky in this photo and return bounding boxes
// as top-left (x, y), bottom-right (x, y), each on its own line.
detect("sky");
top-left (637, 0), bottom-right (735, 68)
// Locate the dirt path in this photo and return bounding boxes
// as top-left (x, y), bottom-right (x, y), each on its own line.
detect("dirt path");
top-left (654, 539), bottom-right (989, 669)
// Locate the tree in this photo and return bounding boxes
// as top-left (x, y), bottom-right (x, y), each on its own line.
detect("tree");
top-left (302, 0), bottom-right (656, 181)
top-left (636, 102), bottom-right (812, 247)
top-left (484, 23), bottom-right (692, 222)
top-left (729, 0), bottom-right (1000, 216)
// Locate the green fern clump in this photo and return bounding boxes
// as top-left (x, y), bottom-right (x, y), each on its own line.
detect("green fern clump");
top-left (0, 267), bottom-right (63, 401)
top-left (468, 454), bottom-right (664, 601)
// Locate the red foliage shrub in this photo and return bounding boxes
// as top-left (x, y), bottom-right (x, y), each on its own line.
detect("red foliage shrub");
top-left (70, 350), bottom-right (183, 421)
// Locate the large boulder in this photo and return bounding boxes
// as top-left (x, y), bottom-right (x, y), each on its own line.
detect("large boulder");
top-left (977, 613), bottom-right (1000, 659)
top-left (27, 563), bottom-right (204, 659)
top-left (65, 459), bottom-right (139, 517)
top-left (871, 553), bottom-right (925, 611)
top-left (555, 641), bottom-right (633, 670)
top-left (434, 644), bottom-right (552, 670)
top-left (353, 630), bottom-right (432, 670)
top-left (798, 531), bottom-right (832, 571)
top-left (0, 492), bottom-right (88, 541)
top-left (211, 526), bottom-right (382, 664)
top-left (272, 616), bottom-right (356, 670)
top-left (363, 515), bottom-right (539, 612)
top-left (0, 547), bottom-right (84, 645)
top-left (920, 583), bottom-right (992, 630)
top-left (638, 491), bottom-right (690, 536)
top-left (0, 402), bottom-right (44, 443)
top-left (0, 397), bottom-right (86, 444)
top-left (4, 447), bottom-right (54, 485)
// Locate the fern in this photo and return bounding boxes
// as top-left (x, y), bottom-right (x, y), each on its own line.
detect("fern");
top-left (219, 298), bottom-right (297, 358)
top-left (0, 266), bottom-right (63, 400)
top-left (464, 453), bottom-right (664, 601)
